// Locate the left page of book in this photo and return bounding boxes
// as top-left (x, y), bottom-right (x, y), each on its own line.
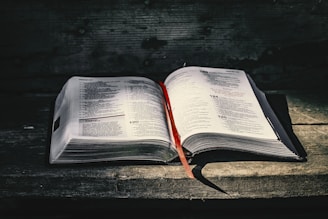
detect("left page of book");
top-left (49, 76), bottom-right (177, 163)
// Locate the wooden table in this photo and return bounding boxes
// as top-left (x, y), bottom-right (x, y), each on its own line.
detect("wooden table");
top-left (0, 89), bottom-right (327, 218)
top-left (1, 0), bottom-right (328, 217)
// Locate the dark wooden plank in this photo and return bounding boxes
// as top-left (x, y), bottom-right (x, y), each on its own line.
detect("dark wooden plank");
top-left (266, 89), bottom-right (328, 123)
top-left (287, 91), bottom-right (328, 124)
top-left (0, 197), bottom-right (326, 218)
top-left (0, 90), bottom-right (327, 201)
top-left (0, 0), bottom-right (328, 92)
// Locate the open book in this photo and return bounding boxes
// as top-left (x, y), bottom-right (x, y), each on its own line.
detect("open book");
top-left (49, 66), bottom-right (306, 167)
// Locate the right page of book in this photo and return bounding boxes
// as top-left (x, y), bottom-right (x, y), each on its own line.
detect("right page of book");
top-left (164, 66), bottom-right (278, 143)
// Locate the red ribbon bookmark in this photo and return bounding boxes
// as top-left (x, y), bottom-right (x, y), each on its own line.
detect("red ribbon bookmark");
top-left (159, 81), bottom-right (195, 179)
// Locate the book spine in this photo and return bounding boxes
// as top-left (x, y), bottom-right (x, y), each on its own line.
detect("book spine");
top-left (159, 81), bottom-right (195, 179)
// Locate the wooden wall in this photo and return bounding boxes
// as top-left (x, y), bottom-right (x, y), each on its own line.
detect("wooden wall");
top-left (1, 0), bottom-right (327, 93)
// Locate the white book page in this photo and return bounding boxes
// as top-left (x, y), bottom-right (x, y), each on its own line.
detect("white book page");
top-left (164, 66), bottom-right (277, 142)
top-left (60, 76), bottom-right (171, 143)
top-left (50, 78), bottom-right (78, 162)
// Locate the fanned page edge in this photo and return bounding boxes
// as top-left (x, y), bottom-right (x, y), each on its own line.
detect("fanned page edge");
top-left (49, 76), bottom-right (178, 164)
top-left (164, 66), bottom-right (306, 162)
top-left (49, 77), bottom-right (77, 163)
top-left (247, 74), bottom-right (307, 161)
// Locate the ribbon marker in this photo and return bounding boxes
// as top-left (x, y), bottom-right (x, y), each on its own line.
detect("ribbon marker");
top-left (159, 81), bottom-right (195, 179)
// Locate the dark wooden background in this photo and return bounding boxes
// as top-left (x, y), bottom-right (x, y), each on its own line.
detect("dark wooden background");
top-left (0, 0), bottom-right (327, 94)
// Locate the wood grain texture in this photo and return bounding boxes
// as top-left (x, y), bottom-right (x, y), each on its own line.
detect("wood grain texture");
top-left (0, 0), bottom-right (327, 215)
top-left (0, 90), bottom-right (327, 201)
top-left (0, 0), bottom-right (327, 93)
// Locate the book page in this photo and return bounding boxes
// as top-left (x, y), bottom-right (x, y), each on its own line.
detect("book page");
top-left (164, 66), bottom-right (277, 142)
top-left (66, 76), bottom-right (171, 142)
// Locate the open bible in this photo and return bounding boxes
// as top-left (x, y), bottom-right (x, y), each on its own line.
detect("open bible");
top-left (49, 66), bottom-right (306, 167)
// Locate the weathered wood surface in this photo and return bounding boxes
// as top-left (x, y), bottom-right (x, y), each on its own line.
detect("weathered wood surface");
top-left (0, 0), bottom-right (328, 93)
top-left (0, 90), bottom-right (327, 202)
top-left (1, 0), bottom-right (328, 216)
